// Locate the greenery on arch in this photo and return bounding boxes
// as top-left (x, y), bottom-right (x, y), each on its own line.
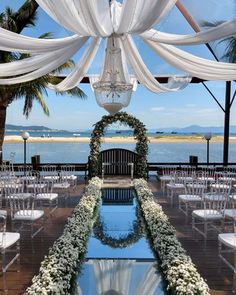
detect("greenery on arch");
top-left (89, 112), bottom-right (149, 178)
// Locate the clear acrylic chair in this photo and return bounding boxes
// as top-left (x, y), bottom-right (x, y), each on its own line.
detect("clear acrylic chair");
top-left (8, 188), bottom-right (44, 238)
top-left (197, 168), bottom-right (215, 185)
top-left (0, 214), bottom-right (20, 273)
top-left (178, 179), bottom-right (207, 216)
top-left (210, 179), bottom-right (232, 198)
top-left (192, 192), bottom-right (228, 240)
top-left (52, 170), bottom-right (71, 201)
top-left (218, 230), bottom-right (236, 293)
top-left (159, 166), bottom-right (176, 194)
top-left (60, 165), bottom-right (77, 188)
top-left (35, 180), bottom-right (58, 215)
top-left (41, 165), bottom-right (59, 182)
top-left (166, 171), bottom-right (186, 205)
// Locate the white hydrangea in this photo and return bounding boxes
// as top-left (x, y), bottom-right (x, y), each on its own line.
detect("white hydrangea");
top-left (25, 177), bottom-right (103, 295)
top-left (134, 179), bottom-right (210, 295)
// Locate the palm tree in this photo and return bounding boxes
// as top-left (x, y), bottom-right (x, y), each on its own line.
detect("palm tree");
top-left (201, 20), bottom-right (236, 63)
top-left (0, 1), bottom-right (86, 162)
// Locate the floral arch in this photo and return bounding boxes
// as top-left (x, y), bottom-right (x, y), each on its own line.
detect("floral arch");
top-left (89, 112), bottom-right (148, 178)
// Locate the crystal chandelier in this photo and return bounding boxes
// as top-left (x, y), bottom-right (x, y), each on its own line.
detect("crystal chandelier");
top-left (93, 36), bottom-right (133, 115)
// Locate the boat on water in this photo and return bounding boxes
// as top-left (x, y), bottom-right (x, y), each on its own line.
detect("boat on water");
top-left (73, 133), bottom-right (81, 137)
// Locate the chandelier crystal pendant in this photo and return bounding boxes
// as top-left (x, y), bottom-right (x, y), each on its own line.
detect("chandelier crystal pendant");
top-left (93, 36), bottom-right (133, 115)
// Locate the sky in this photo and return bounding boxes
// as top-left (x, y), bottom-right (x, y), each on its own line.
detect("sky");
top-left (1, 0), bottom-right (236, 131)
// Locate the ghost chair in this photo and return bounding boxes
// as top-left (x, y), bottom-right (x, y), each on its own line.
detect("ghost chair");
top-left (52, 171), bottom-right (71, 203)
top-left (166, 171), bottom-right (186, 206)
top-left (25, 171), bottom-right (44, 193)
top-left (8, 190), bottom-right (44, 238)
top-left (210, 178), bottom-right (232, 195)
top-left (17, 165), bottom-right (33, 180)
top-left (159, 166), bottom-right (176, 194)
top-left (178, 179), bottom-right (207, 216)
top-left (60, 165), bottom-right (77, 189)
top-left (0, 214), bottom-right (20, 274)
top-left (218, 233), bottom-right (236, 293)
top-left (35, 180), bottom-right (58, 216)
top-left (192, 193), bottom-right (228, 240)
top-left (197, 168), bottom-right (215, 186)
top-left (41, 165), bottom-right (59, 182)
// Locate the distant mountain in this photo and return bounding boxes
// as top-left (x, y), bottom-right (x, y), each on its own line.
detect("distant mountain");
top-left (5, 124), bottom-right (61, 132)
top-left (154, 125), bottom-right (236, 134)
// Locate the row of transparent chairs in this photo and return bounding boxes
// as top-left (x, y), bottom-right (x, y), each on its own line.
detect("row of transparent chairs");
top-left (0, 162), bottom-right (74, 277)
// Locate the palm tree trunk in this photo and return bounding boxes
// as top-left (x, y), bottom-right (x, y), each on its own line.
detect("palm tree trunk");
top-left (14, 0), bottom-right (39, 33)
top-left (0, 0), bottom-right (39, 164)
top-left (0, 106), bottom-right (7, 163)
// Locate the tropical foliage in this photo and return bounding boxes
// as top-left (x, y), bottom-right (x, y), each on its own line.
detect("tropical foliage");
top-left (0, 0), bottom-right (86, 161)
top-left (89, 112), bottom-right (149, 178)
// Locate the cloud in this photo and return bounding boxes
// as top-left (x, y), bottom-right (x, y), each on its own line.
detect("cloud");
top-left (195, 108), bottom-right (216, 114)
top-left (185, 104), bottom-right (196, 108)
top-left (151, 107), bottom-right (165, 112)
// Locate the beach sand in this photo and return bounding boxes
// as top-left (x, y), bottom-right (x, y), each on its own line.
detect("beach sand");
top-left (3, 135), bottom-right (236, 144)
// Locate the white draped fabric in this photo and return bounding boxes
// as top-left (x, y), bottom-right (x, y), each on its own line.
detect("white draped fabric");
top-left (143, 38), bottom-right (236, 80)
top-left (0, 27), bottom-right (84, 53)
top-left (93, 260), bottom-right (133, 295)
top-left (0, 0), bottom-right (236, 91)
top-left (141, 19), bottom-right (236, 45)
top-left (92, 260), bottom-right (161, 295)
top-left (35, 0), bottom-right (113, 36)
top-left (121, 35), bottom-right (192, 93)
top-left (113, 0), bottom-right (178, 34)
top-left (48, 37), bottom-right (101, 91)
top-left (135, 265), bottom-right (161, 295)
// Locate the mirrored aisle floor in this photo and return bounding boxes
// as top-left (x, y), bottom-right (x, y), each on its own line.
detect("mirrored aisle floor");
top-left (73, 188), bottom-right (166, 295)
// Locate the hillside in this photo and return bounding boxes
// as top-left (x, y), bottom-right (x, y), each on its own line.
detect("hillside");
top-left (6, 124), bottom-right (56, 132)
top-left (155, 125), bottom-right (236, 134)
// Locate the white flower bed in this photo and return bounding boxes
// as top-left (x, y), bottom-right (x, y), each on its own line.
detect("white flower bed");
top-left (25, 177), bottom-right (102, 295)
top-left (134, 179), bottom-right (210, 295)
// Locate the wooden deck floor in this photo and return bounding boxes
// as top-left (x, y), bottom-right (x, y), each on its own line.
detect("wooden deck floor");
top-left (0, 177), bottom-right (234, 294)
top-left (148, 178), bottom-right (234, 295)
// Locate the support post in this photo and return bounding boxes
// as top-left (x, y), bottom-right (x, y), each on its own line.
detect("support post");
top-left (23, 139), bottom-right (27, 173)
top-left (223, 81), bottom-right (231, 166)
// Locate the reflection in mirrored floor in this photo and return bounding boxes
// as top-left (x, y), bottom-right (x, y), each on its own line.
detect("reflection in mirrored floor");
top-left (71, 188), bottom-right (166, 295)
top-left (74, 260), bottom-right (165, 295)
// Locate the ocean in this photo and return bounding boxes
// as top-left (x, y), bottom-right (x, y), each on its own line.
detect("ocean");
top-left (3, 140), bottom-right (236, 164)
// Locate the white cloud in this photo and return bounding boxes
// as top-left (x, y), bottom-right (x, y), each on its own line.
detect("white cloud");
top-left (195, 108), bottom-right (216, 114)
top-left (185, 104), bottom-right (196, 108)
top-left (151, 107), bottom-right (165, 112)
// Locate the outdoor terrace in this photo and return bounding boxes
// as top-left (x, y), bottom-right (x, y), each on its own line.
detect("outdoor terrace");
top-left (0, 176), bottom-right (234, 295)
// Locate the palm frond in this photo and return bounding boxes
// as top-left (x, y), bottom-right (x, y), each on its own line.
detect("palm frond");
top-left (51, 60), bottom-right (76, 74)
top-left (222, 37), bottom-right (236, 63)
top-left (48, 75), bottom-right (87, 99)
top-left (23, 95), bottom-right (33, 118)
top-left (33, 91), bottom-right (50, 116)
top-left (200, 20), bottom-right (236, 63)
top-left (56, 87), bottom-right (87, 99)
top-left (39, 32), bottom-right (54, 39)
top-left (200, 20), bottom-right (225, 28)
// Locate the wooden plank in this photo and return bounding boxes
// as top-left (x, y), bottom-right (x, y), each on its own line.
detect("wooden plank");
top-left (0, 177), bottom-right (233, 294)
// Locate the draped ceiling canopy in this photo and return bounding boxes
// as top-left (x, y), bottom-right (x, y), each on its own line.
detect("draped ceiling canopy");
top-left (0, 0), bottom-right (236, 94)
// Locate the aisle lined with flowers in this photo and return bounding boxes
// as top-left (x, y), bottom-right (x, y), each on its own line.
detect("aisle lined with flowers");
top-left (24, 177), bottom-right (210, 295)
